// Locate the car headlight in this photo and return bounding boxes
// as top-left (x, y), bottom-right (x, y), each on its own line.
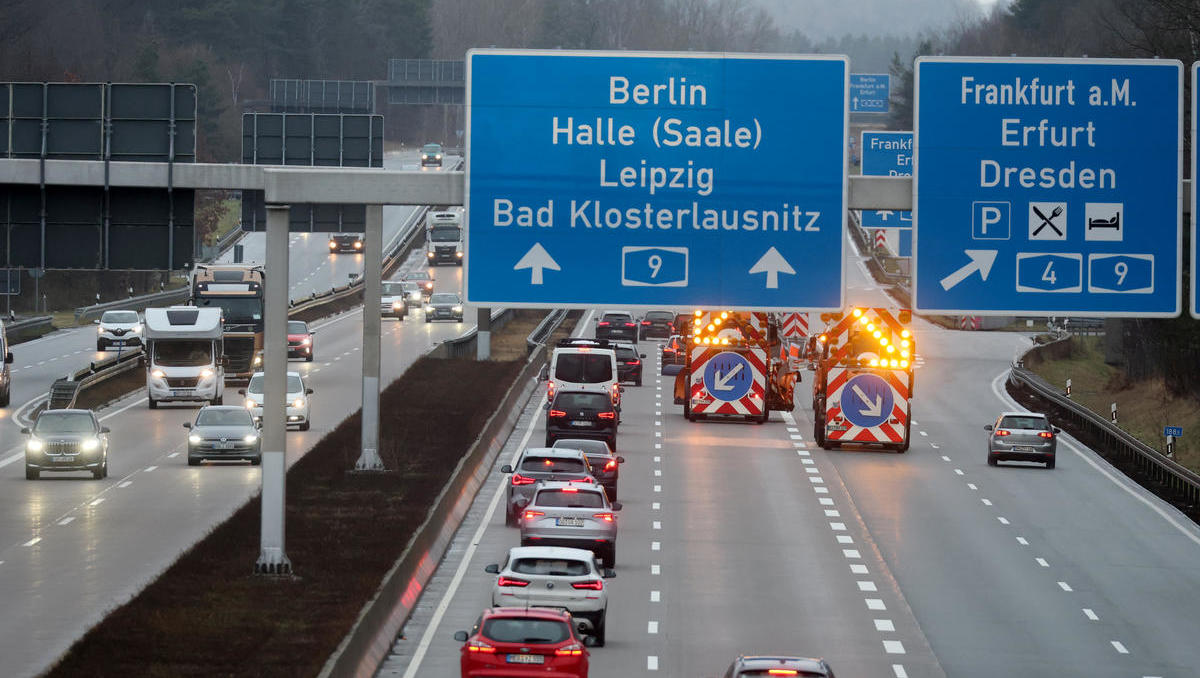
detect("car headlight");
top-left (97, 326), bottom-right (105, 335)
top-left (436, 154), bottom-right (442, 159)
top-left (410, 292), bottom-right (421, 300)
top-left (132, 326), bottom-right (141, 333)
top-left (243, 434), bottom-right (258, 444)
top-left (354, 241), bottom-right (362, 249)
top-left (301, 337), bottom-right (311, 345)
top-left (27, 437), bottom-right (44, 453)
top-left (291, 398), bottom-right (305, 408)
top-left (456, 251), bottom-right (463, 257)
top-left (392, 301), bottom-right (403, 309)
top-left (329, 241), bottom-right (337, 249)
top-left (452, 305), bottom-right (463, 313)
top-left (424, 305), bottom-right (432, 313)
top-left (424, 282), bottom-right (433, 290)
top-left (199, 368), bottom-right (214, 379)
top-left (253, 355), bottom-right (262, 366)
top-left (426, 251), bottom-right (435, 257)
top-left (245, 399), bottom-right (258, 409)
top-left (151, 369), bottom-right (166, 379)
top-left (80, 438), bottom-right (100, 452)
top-left (188, 434), bottom-right (202, 445)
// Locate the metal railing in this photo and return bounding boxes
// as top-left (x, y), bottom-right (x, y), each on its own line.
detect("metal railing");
top-left (1009, 340), bottom-right (1200, 508)
top-left (3, 315), bottom-right (54, 341)
top-left (440, 308), bottom-right (515, 359)
top-left (46, 346), bottom-right (144, 410)
top-left (73, 287), bottom-right (190, 323)
top-left (526, 309), bottom-right (569, 355)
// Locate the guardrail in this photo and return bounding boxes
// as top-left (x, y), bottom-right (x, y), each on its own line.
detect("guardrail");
top-left (73, 287), bottom-right (190, 324)
top-left (1009, 339), bottom-right (1200, 508)
top-left (47, 346), bottom-right (144, 409)
top-left (525, 309), bottom-right (568, 355)
top-left (437, 308), bottom-right (516, 359)
top-left (3, 315), bottom-right (54, 342)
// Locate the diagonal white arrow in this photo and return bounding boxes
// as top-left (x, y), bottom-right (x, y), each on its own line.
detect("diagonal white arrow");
top-left (713, 362), bottom-right (744, 391)
top-left (851, 384), bottom-right (883, 417)
top-left (940, 249), bottom-right (998, 291)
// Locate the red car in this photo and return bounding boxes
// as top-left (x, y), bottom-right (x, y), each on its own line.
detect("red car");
top-left (287, 320), bottom-right (314, 362)
top-left (454, 607), bottom-right (590, 677)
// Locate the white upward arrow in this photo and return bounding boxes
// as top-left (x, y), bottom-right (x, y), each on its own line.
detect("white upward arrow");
top-left (877, 210), bottom-right (894, 220)
top-left (713, 362), bottom-right (744, 391)
top-left (749, 247), bottom-right (796, 289)
top-left (940, 249), bottom-right (998, 291)
top-left (851, 384), bottom-right (884, 417)
top-left (513, 243), bottom-right (560, 285)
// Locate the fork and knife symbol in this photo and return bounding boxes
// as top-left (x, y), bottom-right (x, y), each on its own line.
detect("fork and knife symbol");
top-left (1032, 205), bottom-right (1064, 236)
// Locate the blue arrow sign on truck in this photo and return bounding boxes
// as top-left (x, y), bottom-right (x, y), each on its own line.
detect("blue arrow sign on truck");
top-left (465, 49), bottom-right (848, 310)
top-left (841, 373), bottom-right (894, 429)
top-left (860, 130), bottom-right (912, 230)
top-left (914, 57), bottom-right (1182, 316)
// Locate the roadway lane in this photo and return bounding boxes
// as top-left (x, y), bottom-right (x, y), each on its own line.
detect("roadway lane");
top-left (381, 231), bottom-right (1200, 677)
top-left (0, 246), bottom-right (473, 676)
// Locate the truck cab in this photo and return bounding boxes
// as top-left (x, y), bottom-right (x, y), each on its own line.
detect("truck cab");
top-left (424, 209), bottom-right (463, 265)
top-left (143, 306), bottom-right (225, 409)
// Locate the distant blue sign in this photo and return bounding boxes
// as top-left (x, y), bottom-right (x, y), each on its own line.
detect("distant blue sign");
top-left (1165, 426), bottom-right (1183, 438)
top-left (702, 351), bottom-right (755, 402)
top-left (861, 130), bottom-right (912, 230)
top-left (851, 74), bottom-right (890, 113)
top-left (841, 373), bottom-right (894, 429)
top-left (914, 57), bottom-right (1182, 316)
top-left (465, 49), bottom-right (849, 310)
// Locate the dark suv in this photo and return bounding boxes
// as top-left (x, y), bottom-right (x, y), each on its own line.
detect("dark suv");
top-left (545, 390), bottom-right (618, 451)
top-left (328, 233), bottom-right (363, 253)
top-left (552, 438), bottom-right (624, 501)
top-left (721, 655), bottom-right (836, 677)
top-left (639, 310), bottom-right (675, 339)
top-left (613, 343), bottom-right (645, 386)
top-left (595, 311), bottom-right (637, 342)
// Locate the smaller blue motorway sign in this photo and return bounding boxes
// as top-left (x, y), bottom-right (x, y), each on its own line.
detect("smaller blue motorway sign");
top-left (1164, 426), bottom-right (1183, 438)
top-left (851, 74), bottom-right (890, 113)
top-left (861, 130), bottom-right (912, 230)
top-left (915, 57), bottom-right (1182, 316)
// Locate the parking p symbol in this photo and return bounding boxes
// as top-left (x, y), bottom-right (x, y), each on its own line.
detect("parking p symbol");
top-left (972, 201), bottom-right (1011, 240)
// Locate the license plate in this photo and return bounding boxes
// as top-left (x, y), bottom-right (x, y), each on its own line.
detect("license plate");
top-left (506, 653), bottom-right (545, 664)
top-left (111, 340), bottom-right (125, 346)
top-left (569, 421), bottom-right (592, 427)
top-left (556, 517), bottom-right (585, 527)
top-left (52, 456), bottom-right (74, 463)
top-left (216, 442), bottom-right (235, 450)
top-left (172, 389), bottom-right (192, 395)
top-left (1013, 446), bottom-right (1035, 453)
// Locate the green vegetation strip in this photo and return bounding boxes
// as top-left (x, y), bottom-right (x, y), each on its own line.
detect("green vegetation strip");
top-left (45, 356), bottom-right (523, 677)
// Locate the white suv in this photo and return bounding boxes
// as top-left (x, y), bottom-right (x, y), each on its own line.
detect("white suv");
top-left (95, 310), bottom-right (143, 351)
top-left (240, 371), bottom-right (313, 431)
top-left (547, 338), bottom-right (621, 409)
top-left (484, 545), bottom-right (615, 646)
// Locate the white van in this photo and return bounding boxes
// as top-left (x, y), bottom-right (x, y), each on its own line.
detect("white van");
top-left (547, 338), bottom-right (621, 408)
top-left (424, 209), bottom-right (463, 265)
top-left (143, 306), bottom-right (225, 409)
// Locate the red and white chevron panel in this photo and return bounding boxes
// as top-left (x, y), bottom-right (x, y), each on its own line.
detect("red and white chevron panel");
top-left (874, 229), bottom-right (887, 248)
top-left (823, 366), bottom-right (910, 444)
top-left (689, 346), bottom-right (767, 417)
top-left (780, 312), bottom-right (809, 339)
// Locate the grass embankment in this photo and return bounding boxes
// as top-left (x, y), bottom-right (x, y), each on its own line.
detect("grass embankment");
top-left (46, 355), bottom-right (525, 677)
top-left (1025, 336), bottom-right (1200, 473)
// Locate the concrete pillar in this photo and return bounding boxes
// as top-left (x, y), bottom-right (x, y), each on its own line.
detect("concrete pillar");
top-left (256, 204), bottom-right (292, 575)
top-left (355, 204), bottom-right (385, 471)
top-left (477, 307), bottom-right (491, 360)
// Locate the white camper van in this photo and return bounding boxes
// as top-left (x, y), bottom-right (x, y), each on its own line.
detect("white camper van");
top-left (143, 306), bottom-right (225, 409)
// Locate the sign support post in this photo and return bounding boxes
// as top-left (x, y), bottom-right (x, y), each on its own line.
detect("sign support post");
top-left (356, 204), bottom-right (385, 471)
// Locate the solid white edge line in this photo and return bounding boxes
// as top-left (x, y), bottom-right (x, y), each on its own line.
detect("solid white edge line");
top-left (400, 402), bottom-right (539, 678)
top-left (991, 369), bottom-right (1200, 548)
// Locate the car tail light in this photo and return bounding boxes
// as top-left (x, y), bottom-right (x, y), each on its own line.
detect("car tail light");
top-left (995, 429), bottom-right (1011, 436)
top-left (1038, 431), bottom-right (1054, 438)
top-left (549, 409), bottom-right (567, 418)
top-left (767, 671), bottom-right (799, 676)
top-left (554, 642), bottom-right (585, 656)
top-left (572, 579), bottom-right (603, 590)
top-left (604, 460), bottom-right (618, 471)
top-left (641, 320), bottom-right (651, 325)
top-left (511, 473), bottom-right (537, 485)
top-left (597, 411), bottom-right (615, 420)
top-left (629, 359), bottom-right (640, 365)
top-left (593, 512), bottom-right (614, 522)
top-left (466, 639), bottom-right (496, 654)
top-left (597, 321), bottom-right (610, 326)
top-left (497, 576), bottom-right (530, 587)
top-left (523, 510), bottom-right (544, 521)
top-left (624, 322), bottom-right (635, 327)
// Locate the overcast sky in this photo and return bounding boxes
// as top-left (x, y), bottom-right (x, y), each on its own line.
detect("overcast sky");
top-left (754, 0), bottom-right (999, 39)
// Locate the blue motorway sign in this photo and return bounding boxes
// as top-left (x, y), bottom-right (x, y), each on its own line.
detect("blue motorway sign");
top-left (860, 130), bottom-right (912, 229)
top-left (465, 50), bottom-right (848, 310)
top-left (850, 74), bottom-right (890, 113)
top-left (914, 57), bottom-right (1182, 316)
top-left (1164, 425), bottom-right (1183, 438)
top-left (841, 373), bottom-right (893, 429)
top-left (1193, 63), bottom-right (1200, 318)
top-left (702, 351), bottom-right (755, 402)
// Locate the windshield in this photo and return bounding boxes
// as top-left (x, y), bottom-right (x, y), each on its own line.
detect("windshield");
top-left (247, 375), bottom-right (304, 394)
top-left (535, 489), bottom-right (605, 508)
top-left (552, 439), bottom-right (611, 454)
top-left (601, 314), bottom-right (632, 324)
top-left (554, 353), bottom-right (613, 384)
top-left (1000, 416), bottom-right (1050, 430)
top-left (481, 618), bottom-right (569, 644)
top-left (430, 293), bottom-right (459, 304)
top-left (382, 282), bottom-right (406, 296)
top-left (429, 226), bottom-right (461, 242)
top-left (35, 412), bottom-right (96, 434)
top-left (519, 456), bottom-right (587, 474)
top-left (195, 297), bottom-right (263, 324)
top-left (287, 321), bottom-right (307, 334)
top-left (645, 311), bottom-right (673, 321)
top-left (405, 272), bottom-right (431, 282)
top-left (554, 392), bottom-right (612, 411)
top-left (101, 311), bottom-right (138, 324)
top-left (615, 347), bottom-right (638, 360)
top-left (154, 340), bottom-right (213, 367)
top-left (422, 144), bottom-right (441, 154)
top-left (512, 557), bottom-right (591, 576)
top-left (196, 409), bottom-right (253, 427)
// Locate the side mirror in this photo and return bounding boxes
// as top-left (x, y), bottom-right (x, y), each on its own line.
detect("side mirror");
top-left (611, 501), bottom-right (623, 511)
top-left (1053, 426), bottom-right (1062, 433)
top-left (984, 424), bottom-right (993, 431)
top-left (255, 420), bottom-right (263, 429)
top-left (484, 564), bottom-right (499, 574)
top-left (619, 385), bottom-right (625, 393)
top-left (4, 351), bottom-right (12, 364)
top-left (640, 353), bottom-right (646, 359)
top-left (616, 456), bottom-right (626, 464)
top-left (20, 427), bottom-right (30, 435)
top-left (238, 389), bottom-right (246, 395)
top-left (500, 464), bottom-right (513, 474)
top-left (93, 319), bottom-right (100, 324)
top-left (543, 402), bottom-right (551, 411)
top-left (602, 568), bottom-right (616, 579)
top-left (183, 422), bottom-right (192, 429)
top-left (306, 388), bottom-right (314, 395)
top-left (100, 427), bottom-right (111, 434)
top-left (453, 631), bottom-right (468, 642)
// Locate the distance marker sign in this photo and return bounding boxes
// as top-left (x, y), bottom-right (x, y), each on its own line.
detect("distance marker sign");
top-left (914, 57), bottom-right (1182, 316)
top-left (465, 50), bottom-right (848, 310)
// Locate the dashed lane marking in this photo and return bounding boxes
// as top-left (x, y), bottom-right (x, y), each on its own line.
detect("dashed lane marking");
top-left (23, 537), bottom-right (40, 547)
top-left (1083, 609), bottom-right (1099, 621)
top-left (57, 517), bottom-right (75, 526)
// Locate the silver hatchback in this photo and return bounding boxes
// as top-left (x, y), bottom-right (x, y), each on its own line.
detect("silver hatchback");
top-left (501, 447), bottom-right (597, 526)
top-left (519, 481), bottom-right (622, 567)
top-left (986, 411), bottom-right (1060, 468)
